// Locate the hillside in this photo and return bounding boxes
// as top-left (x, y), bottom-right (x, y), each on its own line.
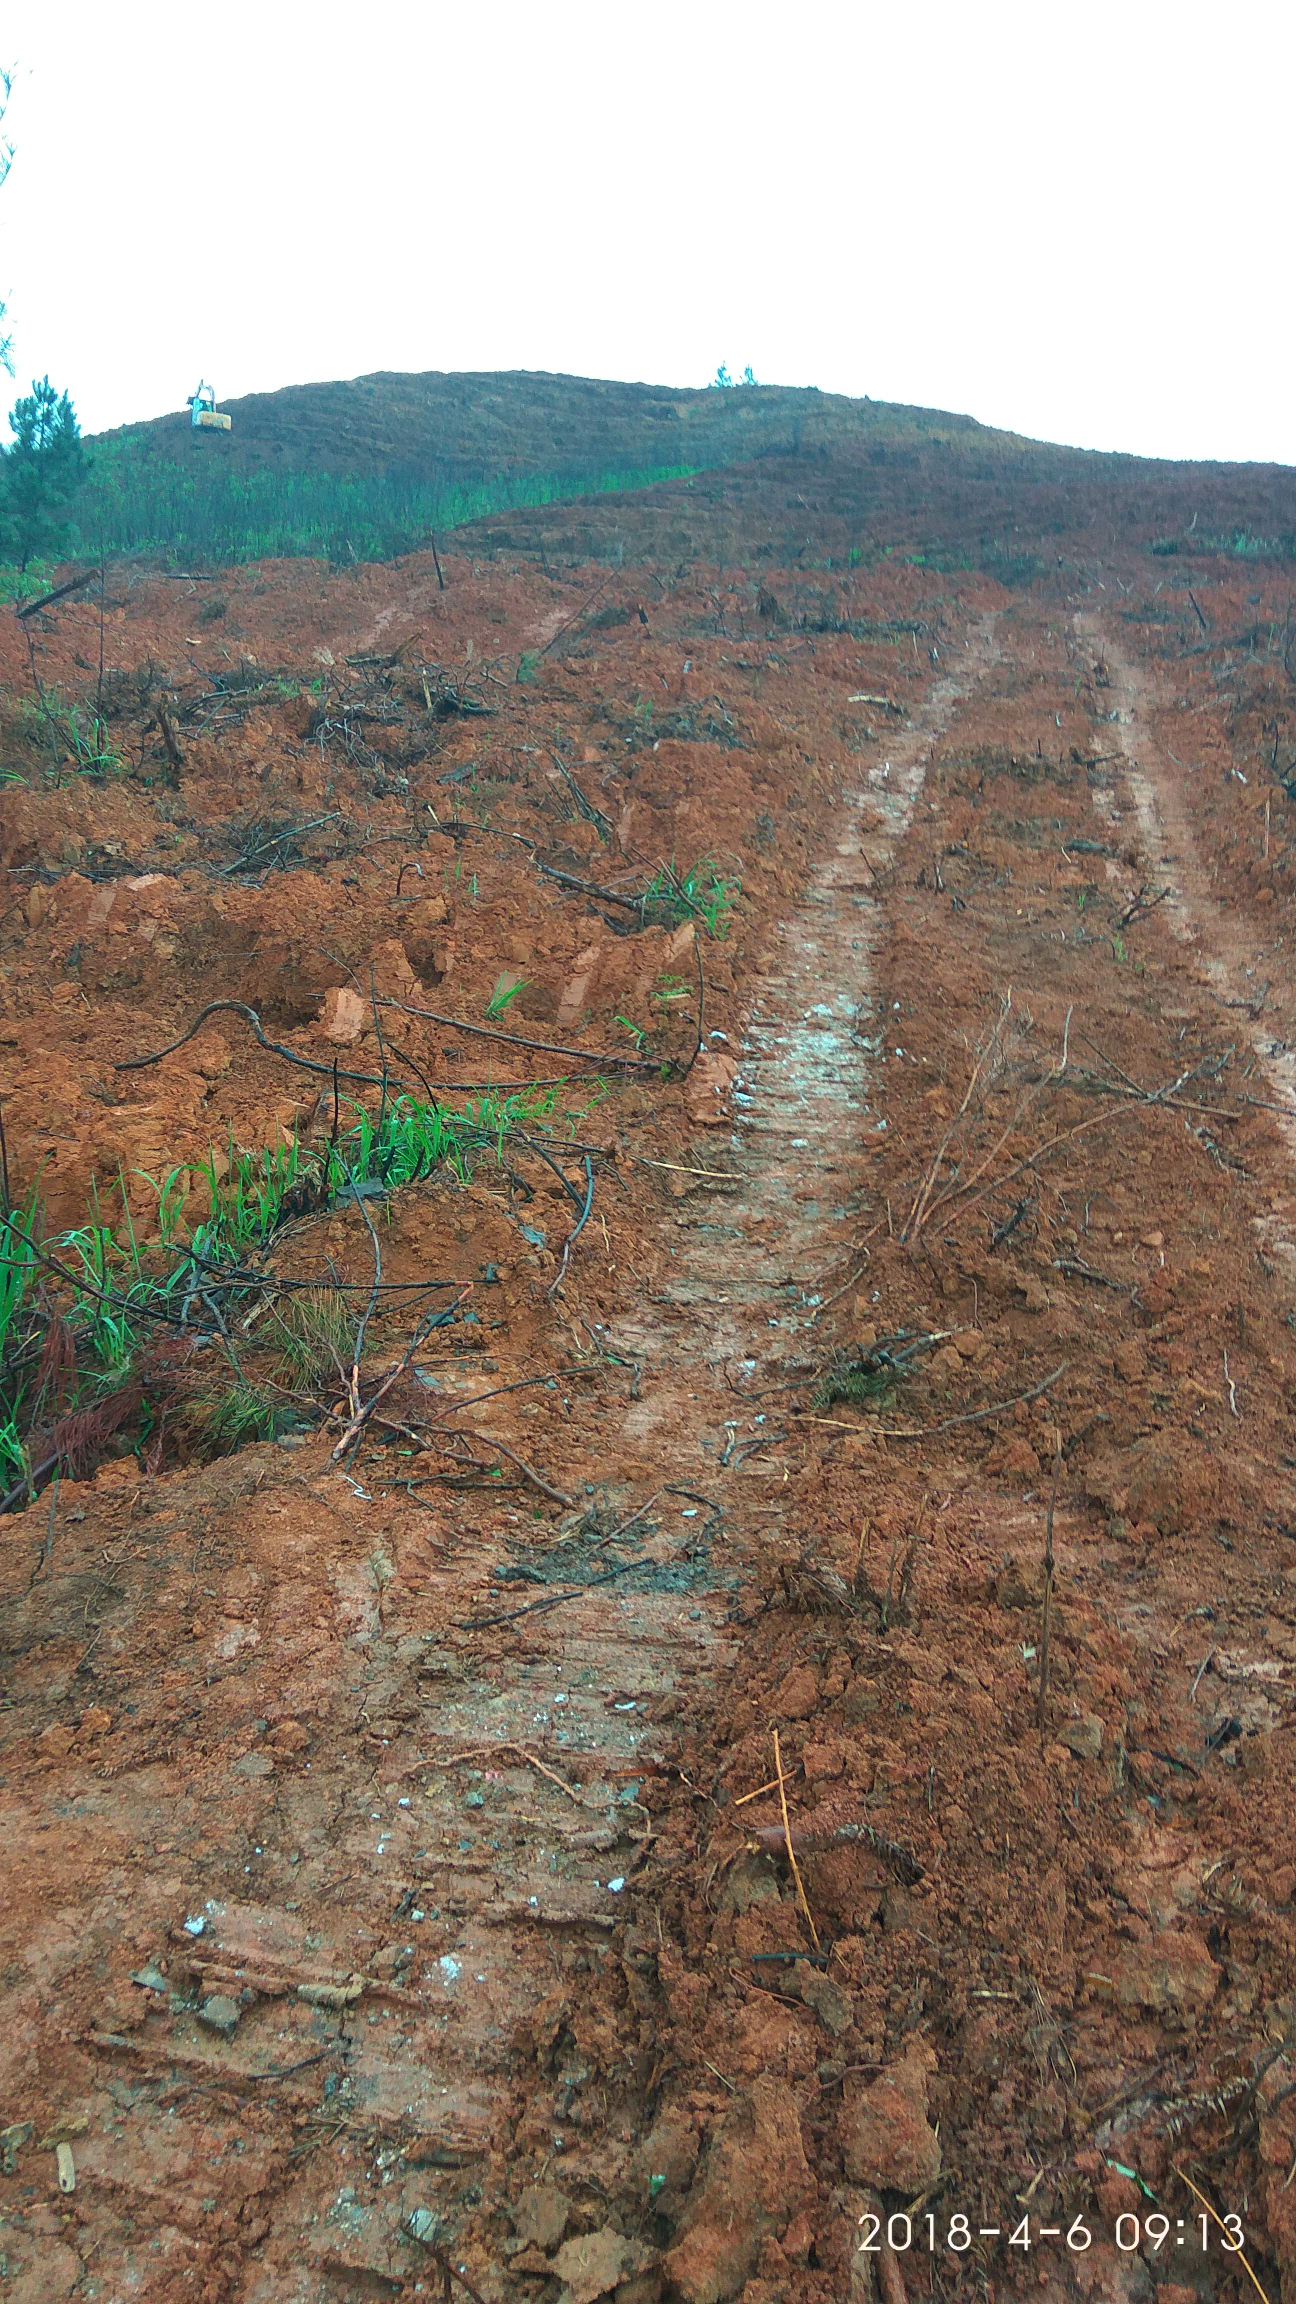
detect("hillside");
top-left (71, 365), bottom-right (1296, 569)
top-left (72, 370), bottom-right (851, 562)
top-left (5, 376), bottom-right (1296, 2301)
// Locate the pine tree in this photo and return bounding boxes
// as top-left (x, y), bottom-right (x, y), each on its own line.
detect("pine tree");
top-left (2, 378), bottom-right (84, 566)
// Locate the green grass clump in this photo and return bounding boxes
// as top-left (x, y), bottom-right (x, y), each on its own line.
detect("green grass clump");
top-left (813, 1356), bottom-right (898, 1412)
top-left (268, 1288), bottom-right (352, 1388)
top-left (485, 978), bottom-right (527, 1021)
top-left (197, 1379), bottom-right (290, 1453)
top-left (643, 857), bottom-right (740, 937)
top-left (0, 1193), bottom-right (40, 1490)
top-left (61, 452), bottom-right (708, 568)
top-left (812, 1330), bottom-right (947, 1413)
top-left (17, 694), bottom-right (129, 781)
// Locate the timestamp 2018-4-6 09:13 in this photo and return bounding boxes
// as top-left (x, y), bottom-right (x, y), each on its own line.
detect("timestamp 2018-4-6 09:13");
top-left (855, 2209), bottom-right (1248, 2258)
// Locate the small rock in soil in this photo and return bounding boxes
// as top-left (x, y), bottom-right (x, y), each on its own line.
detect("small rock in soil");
top-left (793, 1966), bottom-right (853, 2036)
top-left (232, 1751), bottom-right (275, 1777)
top-left (1057, 1713), bottom-right (1105, 1760)
top-left (196, 1994), bottom-right (241, 2037)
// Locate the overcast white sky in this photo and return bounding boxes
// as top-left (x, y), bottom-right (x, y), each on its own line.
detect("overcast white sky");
top-left (2, 0), bottom-right (1292, 466)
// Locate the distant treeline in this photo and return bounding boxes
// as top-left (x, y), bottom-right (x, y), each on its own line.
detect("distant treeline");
top-left (66, 446), bottom-right (709, 565)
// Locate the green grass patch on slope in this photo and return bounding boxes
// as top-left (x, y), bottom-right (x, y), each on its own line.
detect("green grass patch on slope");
top-left (68, 450), bottom-right (707, 566)
top-left (0, 1080), bottom-right (591, 1501)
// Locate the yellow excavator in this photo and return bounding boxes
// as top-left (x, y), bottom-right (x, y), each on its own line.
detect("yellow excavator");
top-left (189, 381), bottom-right (231, 433)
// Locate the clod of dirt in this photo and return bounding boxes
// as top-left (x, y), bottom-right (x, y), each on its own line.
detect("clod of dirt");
top-left (994, 1554), bottom-right (1044, 1610)
top-left (320, 985), bottom-right (366, 1041)
top-left (842, 2041), bottom-right (942, 2191)
top-left (683, 1048), bottom-right (739, 1126)
top-left (512, 2183), bottom-right (572, 2251)
top-left (771, 1664), bottom-right (820, 1719)
top-left (550, 2227), bottom-right (657, 2304)
top-left (997, 1436), bottom-right (1042, 1478)
top-left (1113, 1931), bottom-right (1221, 2018)
top-left (629, 2110), bottom-right (699, 2213)
top-left (1085, 1433), bottom-right (1219, 1532)
top-left (717, 1851), bottom-right (782, 1917)
top-left (665, 2077), bottom-right (814, 2304)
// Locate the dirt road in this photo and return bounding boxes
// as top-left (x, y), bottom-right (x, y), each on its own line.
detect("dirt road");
top-left (3, 553), bottom-right (1296, 2304)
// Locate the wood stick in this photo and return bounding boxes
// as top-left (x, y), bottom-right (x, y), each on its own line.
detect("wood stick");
top-left (1173, 2168), bottom-right (1271, 2304)
top-left (393, 1743), bottom-right (583, 1803)
top-left (636, 1157), bottom-right (739, 1181)
top-left (1037, 1445), bottom-right (1061, 1731)
top-left (733, 1771), bottom-right (799, 1808)
top-left (449, 1429), bottom-right (572, 1504)
top-left (794, 1363), bottom-right (1067, 1441)
top-left (772, 1728), bottom-right (819, 1950)
top-left (808, 1259), bottom-right (872, 1322)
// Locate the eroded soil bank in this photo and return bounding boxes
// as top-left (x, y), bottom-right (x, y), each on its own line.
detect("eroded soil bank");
top-left (3, 533), bottom-right (1296, 2304)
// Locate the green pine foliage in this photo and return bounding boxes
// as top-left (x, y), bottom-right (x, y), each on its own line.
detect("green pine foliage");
top-left (2, 377), bottom-right (84, 565)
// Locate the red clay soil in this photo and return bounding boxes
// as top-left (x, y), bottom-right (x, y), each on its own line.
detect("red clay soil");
top-left (3, 502), bottom-right (1296, 2304)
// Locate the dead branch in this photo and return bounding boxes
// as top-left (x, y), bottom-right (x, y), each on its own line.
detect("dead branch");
top-left (547, 1155), bottom-right (595, 1300)
top-left (116, 1000), bottom-right (405, 1088)
top-left (15, 570), bottom-right (99, 621)
top-left (1114, 884), bottom-right (1172, 931)
top-left (374, 994), bottom-right (665, 1073)
top-left (329, 1288), bottom-right (472, 1462)
top-left (746, 1818), bottom-right (924, 1885)
top-left (446, 1428), bottom-right (573, 1505)
top-left (902, 993), bottom-right (1013, 1245)
top-left (549, 751), bottom-right (613, 840)
top-left (802, 1361), bottom-right (1067, 1441)
top-left (509, 836), bottom-right (648, 911)
top-left (453, 1552), bottom-right (652, 1628)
